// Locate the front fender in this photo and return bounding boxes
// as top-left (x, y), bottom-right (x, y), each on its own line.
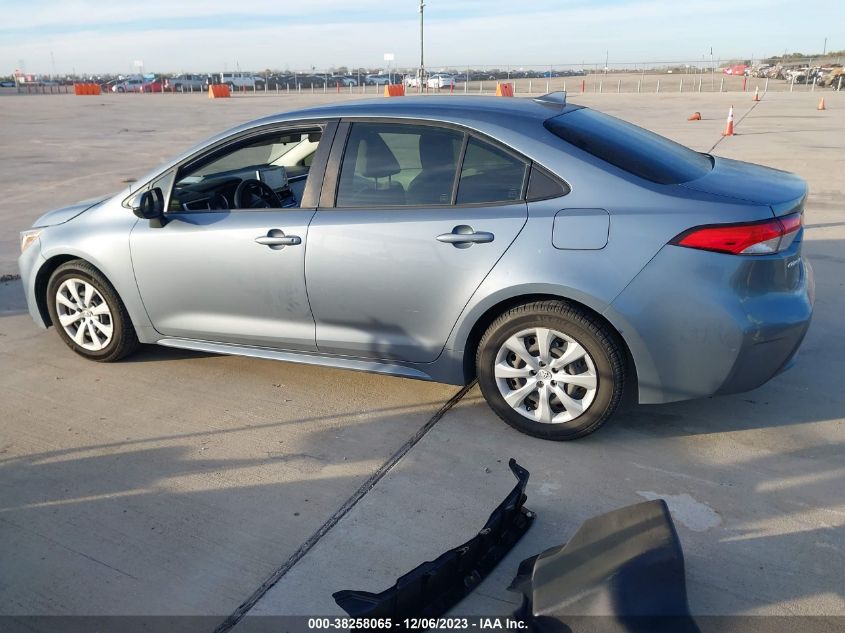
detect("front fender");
top-left (36, 201), bottom-right (157, 342)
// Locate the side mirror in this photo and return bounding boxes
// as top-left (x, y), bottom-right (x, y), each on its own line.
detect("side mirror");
top-left (132, 187), bottom-right (165, 220)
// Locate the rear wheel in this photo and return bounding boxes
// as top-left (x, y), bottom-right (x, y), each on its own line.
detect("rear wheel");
top-left (46, 260), bottom-right (139, 362)
top-left (476, 301), bottom-right (626, 440)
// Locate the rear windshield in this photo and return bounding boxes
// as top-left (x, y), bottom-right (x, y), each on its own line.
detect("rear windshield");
top-left (544, 108), bottom-right (713, 184)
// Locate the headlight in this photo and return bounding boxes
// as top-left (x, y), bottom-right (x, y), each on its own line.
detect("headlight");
top-left (20, 229), bottom-right (42, 254)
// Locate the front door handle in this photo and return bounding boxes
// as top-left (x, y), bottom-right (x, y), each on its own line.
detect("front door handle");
top-left (255, 229), bottom-right (301, 249)
top-left (436, 225), bottom-right (495, 248)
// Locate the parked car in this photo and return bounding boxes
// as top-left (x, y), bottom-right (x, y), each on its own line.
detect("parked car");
top-left (265, 74), bottom-right (297, 90)
top-left (366, 74), bottom-right (391, 86)
top-left (0, 80), bottom-right (16, 87)
top-left (110, 76), bottom-right (162, 93)
top-left (100, 79), bottom-right (121, 92)
top-left (334, 75), bottom-right (358, 87)
top-left (785, 67), bottom-right (810, 84)
top-left (819, 66), bottom-right (844, 88)
top-left (17, 94), bottom-right (813, 440)
top-left (139, 78), bottom-right (164, 93)
top-left (219, 72), bottom-right (265, 90)
top-left (298, 75), bottom-right (330, 88)
top-left (427, 74), bottom-right (456, 89)
top-left (165, 74), bottom-right (208, 92)
top-left (404, 72), bottom-right (428, 88)
top-left (112, 78), bottom-right (145, 93)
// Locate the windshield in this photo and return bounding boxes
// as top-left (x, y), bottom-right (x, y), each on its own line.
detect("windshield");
top-left (544, 108), bottom-right (713, 184)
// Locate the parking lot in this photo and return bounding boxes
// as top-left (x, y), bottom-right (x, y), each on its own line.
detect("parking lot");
top-left (0, 90), bottom-right (843, 627)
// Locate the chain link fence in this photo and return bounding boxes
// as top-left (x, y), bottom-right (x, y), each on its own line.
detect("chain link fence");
top-left (7, 58), bottom-right (844, 96)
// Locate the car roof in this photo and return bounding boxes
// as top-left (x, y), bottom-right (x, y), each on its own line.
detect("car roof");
top-left (256, 95), bottom-right (573, 126)
top-left (129, 94), bottom-right (579, 193)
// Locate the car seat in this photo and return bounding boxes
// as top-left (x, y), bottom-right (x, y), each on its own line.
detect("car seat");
top-left (345, 132), bottom-right (406, 206)
top-left (407, 132), bottom-right (458, 204)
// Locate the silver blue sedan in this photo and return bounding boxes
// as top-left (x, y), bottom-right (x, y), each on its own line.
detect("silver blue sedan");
top-left (18, 94), bottom-right (814, 440)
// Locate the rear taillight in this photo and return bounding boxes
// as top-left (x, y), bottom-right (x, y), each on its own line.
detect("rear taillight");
top-left (671, 212), bottom-right (803, 255)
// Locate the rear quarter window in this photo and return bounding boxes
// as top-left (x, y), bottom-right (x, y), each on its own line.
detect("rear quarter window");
top-left (544, 108), bottom-right (713, 185)
top-left (456, 137), bottom-right (528, 204)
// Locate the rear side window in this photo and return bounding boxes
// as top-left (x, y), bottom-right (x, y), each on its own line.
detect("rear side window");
top-left (544, 108), bottom-right (712, 184)
top-left (336, 123), bottom-right (463, 207)
top-left (456, 138), bottom-right (528, 204)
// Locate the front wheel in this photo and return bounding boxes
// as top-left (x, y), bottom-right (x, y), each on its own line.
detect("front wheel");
top-left (46, 260), bottom-right (140, 362)
top-left (476, 301), bottom-right (626, 440)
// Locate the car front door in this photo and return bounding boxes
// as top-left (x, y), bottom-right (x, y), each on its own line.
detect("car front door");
top-left (129, 121), bottom-right (336, 350)
top-left (305, 121), bottom-right (529, 363)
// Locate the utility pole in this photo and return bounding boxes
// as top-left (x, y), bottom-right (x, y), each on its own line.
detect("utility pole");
top-left (710, 47), bottom-right (714, 91)
top-left (419, 0), bottom-right (426, 86)
top-left (823, 37), bottom-right (827, 56)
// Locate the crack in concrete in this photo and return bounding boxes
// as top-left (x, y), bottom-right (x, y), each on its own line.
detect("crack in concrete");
top-left (212, 381), bottom-right (476, 633)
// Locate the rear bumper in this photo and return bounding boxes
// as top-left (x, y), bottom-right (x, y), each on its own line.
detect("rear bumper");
top-left (714, 294), bottom-right (811, 395)
top-left (605, 237), bottom-right (814, 404)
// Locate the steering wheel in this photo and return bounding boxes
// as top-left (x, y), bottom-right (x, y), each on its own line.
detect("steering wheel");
top-left (234, 178), bottom-right (282, 209)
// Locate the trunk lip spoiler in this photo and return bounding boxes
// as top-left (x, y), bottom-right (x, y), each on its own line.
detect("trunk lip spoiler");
top-left (770, 192), bottom-right (807, 217)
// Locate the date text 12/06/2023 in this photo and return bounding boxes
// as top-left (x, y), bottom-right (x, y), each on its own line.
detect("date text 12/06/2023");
top-left (306, 617), bottom-right (528, 630)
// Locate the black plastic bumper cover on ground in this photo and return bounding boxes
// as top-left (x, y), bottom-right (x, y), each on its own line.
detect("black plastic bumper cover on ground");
top-left (333, 458), bottom-right (534, 623)
top-left (509, 499), bottom-right (700, 633)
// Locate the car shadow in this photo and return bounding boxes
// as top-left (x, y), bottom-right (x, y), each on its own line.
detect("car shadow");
top-left (0, 277), bottom-right (27, 316)
top-left (0, 398), bottom-right (454, 620)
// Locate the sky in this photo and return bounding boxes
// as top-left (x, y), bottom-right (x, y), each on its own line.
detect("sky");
top-left (1, 0), bottom-right (841, 75)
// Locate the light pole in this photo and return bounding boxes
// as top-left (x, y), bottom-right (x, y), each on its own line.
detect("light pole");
top-left (709, 47), bottom-right (714, 91)
top-left (419, 0), bottom-right (426, 88)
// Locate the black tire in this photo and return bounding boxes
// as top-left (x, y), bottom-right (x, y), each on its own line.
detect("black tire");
top-left (46, 259), bottom-right (140, 362)
top-left (476, 300), bottom-right (626, 441)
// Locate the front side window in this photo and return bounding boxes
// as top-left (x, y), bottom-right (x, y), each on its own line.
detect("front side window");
top-left (456, 138), bottom-right (528, 204)
top-left (336, 123), bottom-right (463, 207)
top-left (169, 127), bottom-right (323, 212)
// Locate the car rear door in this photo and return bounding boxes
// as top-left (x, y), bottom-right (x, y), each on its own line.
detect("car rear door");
top-left (305, 120), bottom-right (529, 363)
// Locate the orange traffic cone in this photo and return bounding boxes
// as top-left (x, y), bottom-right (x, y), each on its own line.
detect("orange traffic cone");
top-left (721, 106), bottom-right (735, 136)
top-left (687, 111), bottom-right (701, 121)
top-left (753, 87), bottom-right (760, 102)
top-left (818, 97), bottom-right (826, 111)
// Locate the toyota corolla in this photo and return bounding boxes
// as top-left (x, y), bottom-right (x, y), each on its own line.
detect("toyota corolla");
top-left (18, 94), bottom-right (814, 440)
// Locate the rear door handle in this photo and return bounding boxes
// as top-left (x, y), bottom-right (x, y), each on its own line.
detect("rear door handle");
top-left (255, 229), bottom-right (301, 249)
top-left (436, 225), bottom-right (495, 248)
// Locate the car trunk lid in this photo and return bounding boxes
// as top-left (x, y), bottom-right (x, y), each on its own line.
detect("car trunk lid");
top-left (681, 156), bottom-right (806, 216)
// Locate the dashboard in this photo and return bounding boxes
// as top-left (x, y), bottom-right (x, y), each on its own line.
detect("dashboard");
top-left (172, 165), bottom-right (308, 212)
